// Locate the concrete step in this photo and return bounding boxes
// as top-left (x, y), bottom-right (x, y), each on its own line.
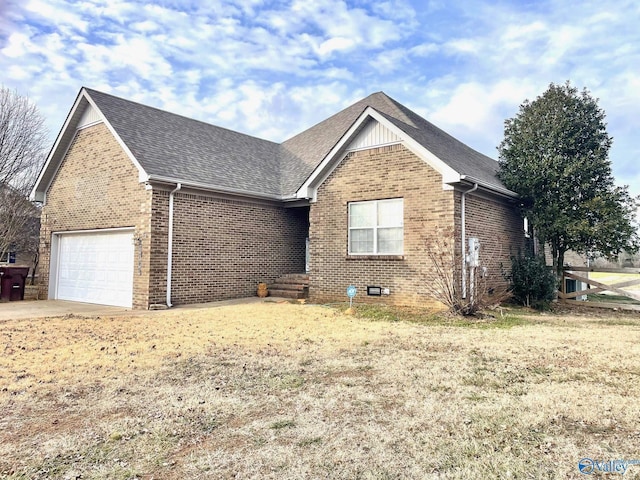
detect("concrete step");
top-left (268, 289), bottom-right (306, 299)
top-left (268, 282), bottom-right (308, 291)
top-left (263, 273), bottom-right (309, 299)
top-left (276, 274), bottom-right (310, 284)
top-left (267, 273), bottom-right (309, 299)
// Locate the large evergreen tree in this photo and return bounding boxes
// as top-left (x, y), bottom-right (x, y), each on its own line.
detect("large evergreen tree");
top-left (498, 81), bottom-right (639, 276)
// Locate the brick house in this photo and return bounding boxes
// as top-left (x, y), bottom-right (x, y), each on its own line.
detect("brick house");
top-left (31, 88), bottom-right (525, 308)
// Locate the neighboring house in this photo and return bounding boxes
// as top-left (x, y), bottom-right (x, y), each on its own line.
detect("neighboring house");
top-left (31, 88), bottom-right (525, 309)
top-left (0, 251), bottom-right (16, 264)
top-left (0, 183), bottom-right (40, 279)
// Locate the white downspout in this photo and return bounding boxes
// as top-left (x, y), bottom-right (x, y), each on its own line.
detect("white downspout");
top-left (461, 183), bottom-right (478, 299)
top-left (167, 183), bottom-right (182, 307)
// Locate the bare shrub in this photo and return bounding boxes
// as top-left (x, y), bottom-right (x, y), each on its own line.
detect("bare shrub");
top-left (0, 86), bottom-right (47, 276)
top-left (424, 227), bottom-right (510, 315)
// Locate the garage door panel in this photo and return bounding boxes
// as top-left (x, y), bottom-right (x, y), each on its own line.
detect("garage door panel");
top-left (56, 231), bottom-right (134, 307)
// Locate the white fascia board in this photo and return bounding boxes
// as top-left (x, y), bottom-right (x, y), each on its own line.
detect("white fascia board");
top-left (458, 175), bottom-right (519, 198)
top-left (295, 107), bottom-right (461, 201)
top-left (30, 190), bottom-right (45, 203)
top-left (295, 109), bottom-right (373, 200)
top-left (31, 91), bottom-right (87, 202)
top-left (83, 93), bottom-right (149, 183)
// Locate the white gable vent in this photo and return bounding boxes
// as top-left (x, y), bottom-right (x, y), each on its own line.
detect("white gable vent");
top-left (77, 104), bottom-right (102, 129)
top-left (347, 119), bottom-right (401, 151)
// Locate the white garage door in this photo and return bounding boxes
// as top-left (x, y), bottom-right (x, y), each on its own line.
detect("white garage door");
top-left (55, 230), bottom-right (134, 307)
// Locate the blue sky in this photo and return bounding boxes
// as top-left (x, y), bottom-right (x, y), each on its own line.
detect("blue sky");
top-left (1, 0), bottom-right (639, 197)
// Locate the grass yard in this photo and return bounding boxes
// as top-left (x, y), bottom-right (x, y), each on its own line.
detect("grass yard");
top-left (589, 271), bottom-right (640, 286)
top-left (588, 272), bottom-right (640, 295)
top-left (2, 302), bottom-right (640, 479)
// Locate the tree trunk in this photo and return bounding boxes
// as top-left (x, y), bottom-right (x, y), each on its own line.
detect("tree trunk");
top-left (557, 249), bottom-right (565, 279)
top-left (550, 241), bottom-right (559, 278)
top-left (30, 250), bottom-right (39, 285)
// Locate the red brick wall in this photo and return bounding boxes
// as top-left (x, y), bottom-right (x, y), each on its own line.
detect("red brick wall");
top-left (148, 189), bottom-right (170, 306)
top-left (40, 123), bottom-right (522, 309)
top-left (309, 144), bottom-right (456, 306)
top-left (39, 123), bottom-right (309, 309)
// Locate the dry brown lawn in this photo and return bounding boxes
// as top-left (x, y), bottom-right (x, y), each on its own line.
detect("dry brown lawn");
top-left (1, 302), bottom-right (640, 479)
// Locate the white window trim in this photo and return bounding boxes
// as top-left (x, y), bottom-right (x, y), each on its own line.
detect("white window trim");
top-left (348, 198), bottom-right (404, 255)
top-left (0, 251), bottom-right (15, 263)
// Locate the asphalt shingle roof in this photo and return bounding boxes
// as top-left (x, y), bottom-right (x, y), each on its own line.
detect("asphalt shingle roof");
top-left (87, 89), bottom-right (283, 197)
top-left (85, 88), bottom-right (507, 198)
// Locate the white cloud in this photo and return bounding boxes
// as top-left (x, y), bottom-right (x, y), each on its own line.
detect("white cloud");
top-left (409, 43), bottom-right (438, 57)
top-left (369, 48), bottom-right (409, 73)
top-left (85, 0), bottom-right (139, 23)
top-left (420, 79), bottom-right (537, 160)
top-left (23, 0), bottom-right (89, 32)
top-left (317, 37), bottom-right (355, 57)
top-left (445, 38), bottom-right (480, 55)
top-left (1, 0), bottom-right (638, 197)
top-left (2, 32), bottom-right (30, 58)
top-left (130, 20), bottom-right (160, 33)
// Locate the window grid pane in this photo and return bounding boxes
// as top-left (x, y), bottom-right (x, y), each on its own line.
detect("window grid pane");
top-left (348, 199), bottom-right (403, 255)
top-left (349, 202), bottom-right (375, 228)
top-left (378, 227), bottom-right (403, 254)
top-left (349, 228), bottom-right (374, 253)
top-left (377, 199), bottom-right (403, 227)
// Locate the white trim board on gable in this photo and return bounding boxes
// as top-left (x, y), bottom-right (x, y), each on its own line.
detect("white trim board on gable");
top-left (77, 104), bottom-right (102, 129)
top-left (346, 119), bottom-right (400, 151)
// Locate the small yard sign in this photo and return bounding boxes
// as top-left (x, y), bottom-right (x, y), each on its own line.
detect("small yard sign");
top-left (346, 285), bottom-right (356, 308)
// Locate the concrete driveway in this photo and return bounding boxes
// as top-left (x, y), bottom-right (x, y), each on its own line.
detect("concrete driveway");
top-left (0, 297), bottom-right (279, 321)
top-left (0, 300), bottom-right (132, 321)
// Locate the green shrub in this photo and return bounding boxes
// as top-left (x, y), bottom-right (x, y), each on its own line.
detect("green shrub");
top-left (506, 252), bottom-right (557, 309)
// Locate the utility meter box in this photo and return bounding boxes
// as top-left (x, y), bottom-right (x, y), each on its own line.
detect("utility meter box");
top-left (467, 237), bottom-right (480, 267)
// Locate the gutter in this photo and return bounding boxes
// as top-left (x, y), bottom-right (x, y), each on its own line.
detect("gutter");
top-left (461, 183), bottom-right (478, 299)
top-left (148, 175), bottom-right (283, 202)
top-left (166, 182), bottom-right (182, 307)
top-left (458, 175), bottom-right (518, 199)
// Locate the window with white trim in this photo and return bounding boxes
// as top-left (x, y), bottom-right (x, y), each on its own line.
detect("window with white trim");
top-left (348, 198), bottom-right (403, 255)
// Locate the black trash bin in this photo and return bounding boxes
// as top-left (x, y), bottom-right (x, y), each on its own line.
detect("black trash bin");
top-left (0, 266), bottom-right (30, 301)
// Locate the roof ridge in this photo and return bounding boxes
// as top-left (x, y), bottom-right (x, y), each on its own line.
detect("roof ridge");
top-left (74, 87), bottom-right (506, 198)
top-left (371, 92), bottom-right (416, 127)
top-left (83, 87), bottom-right (280, 147)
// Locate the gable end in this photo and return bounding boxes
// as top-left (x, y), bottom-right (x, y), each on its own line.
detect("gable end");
top-left (296, 108), bottom-right (461, 201)
top-left (31, 89), bottom-right (150, 203)
top-left (346, 119), bottom-right (401, 152)
top-left (77, 104), bottom-right (102, 129)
